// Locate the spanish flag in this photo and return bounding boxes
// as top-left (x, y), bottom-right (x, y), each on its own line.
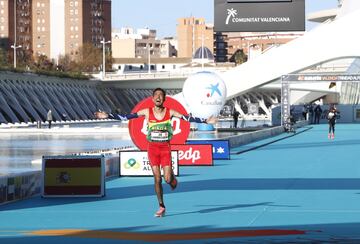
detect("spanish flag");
top-left (329, 82), bottom-right (336, 89)
top-left (43, 158), bottom-right (102, 196)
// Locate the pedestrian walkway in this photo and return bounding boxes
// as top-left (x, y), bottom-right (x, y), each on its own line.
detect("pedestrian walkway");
top-left (1, 124), bottom-right (360, 243)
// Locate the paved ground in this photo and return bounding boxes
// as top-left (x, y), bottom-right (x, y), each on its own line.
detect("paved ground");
top-left (1, 124), bottom-right (360, 243)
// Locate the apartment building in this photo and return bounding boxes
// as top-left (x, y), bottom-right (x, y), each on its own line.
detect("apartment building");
top-left (176, 17), bottom-right (214, 58)
top-left (1, 0), bottom-right (111, 61)
top-left (112, 28), bottom-right (161, 59)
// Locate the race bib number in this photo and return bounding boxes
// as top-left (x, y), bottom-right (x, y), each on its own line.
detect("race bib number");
top-left (150, 131), bottom-right (169, 142)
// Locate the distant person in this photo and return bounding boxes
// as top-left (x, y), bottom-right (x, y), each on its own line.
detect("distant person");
top-left (302, 105), bottom-right (307, 120)
top-left (314, 104), bottom-right (322, 124)
top-left (47, 109), bottom-right (53, 129)
top-left (327, 105), bottom-right (337, 139)
top-left (232, 109), bottom-right (240, 128)
top-left (308, 104), bottom-right (314, 124)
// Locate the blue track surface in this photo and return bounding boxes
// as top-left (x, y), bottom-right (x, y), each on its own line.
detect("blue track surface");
top-left (1, 124), bottom-right (360, 243)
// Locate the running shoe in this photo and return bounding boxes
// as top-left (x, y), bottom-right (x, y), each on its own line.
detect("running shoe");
top-left (331, 133), bottom-right (335, 140)
top-left (154, 206), bottom-right (166, 217)
top-left (170, 177), bottom-right (178, 190)
top-left (328, 133), bottom-right (331, 139)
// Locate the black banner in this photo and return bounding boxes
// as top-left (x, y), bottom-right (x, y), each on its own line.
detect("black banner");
top-left (214, 0), bottom-right (305, 32)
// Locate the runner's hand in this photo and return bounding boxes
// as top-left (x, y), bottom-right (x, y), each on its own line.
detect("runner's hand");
top-left (94, 111), bottom-right (109, 119)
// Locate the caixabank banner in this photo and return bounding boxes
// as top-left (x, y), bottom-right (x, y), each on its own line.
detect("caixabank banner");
top-left (215, 0), bottom-right (305, 32)
top-left (171, 144), bottom-right (213, 166)
top-left (187, 140), bottom-right (230, 160)
top-left (119, 151), bottom-right (179, 176)
top-left (42, 155), bottom-right (105, 197)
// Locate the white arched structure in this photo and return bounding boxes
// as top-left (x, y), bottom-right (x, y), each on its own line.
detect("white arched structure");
top-left (174, 0), bottom-right (360, 111)
top-left (221, 0), bottom-right (360, 100)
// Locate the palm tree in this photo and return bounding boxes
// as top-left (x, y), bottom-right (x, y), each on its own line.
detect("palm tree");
top-left (226, 8), bottom-right (237, 25)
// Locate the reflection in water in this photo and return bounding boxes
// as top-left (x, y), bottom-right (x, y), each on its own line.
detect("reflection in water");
top-left (0, 122), bottom-right (249, 174)
top-left (0, 132), bottom-right (133, 174)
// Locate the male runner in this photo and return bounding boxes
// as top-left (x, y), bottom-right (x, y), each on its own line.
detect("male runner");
top-left (327, 104), bottom-right (337, 139)
top-left (96, 88), bottom-right (216, 217)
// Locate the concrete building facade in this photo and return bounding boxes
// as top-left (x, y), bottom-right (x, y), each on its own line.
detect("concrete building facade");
top-left (176, 17), bottom-right (214, 58)
top-left (1, 0), bottom-right (111, 62)
top-left (112, 28), bottom-right (162, 59)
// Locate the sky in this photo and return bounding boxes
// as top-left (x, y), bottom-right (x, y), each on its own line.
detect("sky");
top-left (112, 0), bottom-right (339, 38)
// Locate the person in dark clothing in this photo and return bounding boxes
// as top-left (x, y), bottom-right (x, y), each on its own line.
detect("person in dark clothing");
top-left (327, 105), bottom-right (337, 139)
top-left (232, 109), bottom-right (240, 128)
top-left (314, 104), bottom-right (322, 124)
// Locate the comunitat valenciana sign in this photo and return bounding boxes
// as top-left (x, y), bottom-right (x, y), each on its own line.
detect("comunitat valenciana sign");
top-left (214, 0), bottom-right (305, 32)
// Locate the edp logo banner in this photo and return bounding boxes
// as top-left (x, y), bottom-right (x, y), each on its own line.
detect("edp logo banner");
top-left (186, 140), bottom-right (230, 160)
top-left (171, 144), bottom-right (213, 166)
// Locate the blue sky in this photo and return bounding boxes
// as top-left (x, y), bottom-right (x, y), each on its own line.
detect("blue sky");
top-left (112, 0), bottom-right (339, 37)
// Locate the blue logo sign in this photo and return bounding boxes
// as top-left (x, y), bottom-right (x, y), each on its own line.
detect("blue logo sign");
top-left (186, 140), bottom-right (230, 160)
top-left (206, 83), bottom-right (222, 97)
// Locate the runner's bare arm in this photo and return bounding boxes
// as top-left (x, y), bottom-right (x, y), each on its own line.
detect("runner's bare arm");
top-left (170, 110), bottom-right (217, 124)
top-left (95, 109), bottom-right (148, 121)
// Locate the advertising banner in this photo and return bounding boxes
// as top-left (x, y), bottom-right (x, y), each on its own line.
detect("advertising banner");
top-left (214, 0), bottom-right (305, 32)
top-left (171, 144), bottom-right (213, 166)
top-left (104, 154), bottom-right (120, 179)
top-left (119, 151), bottom-right (179, 176)
top-left (0, 177), bottom-right (7, 204)
top-left (281, 78), bottom-right (290, 127)
top-left (187, 140), bottom-right (230, 160)
top-left (42, 155), bottom-right (105, 197)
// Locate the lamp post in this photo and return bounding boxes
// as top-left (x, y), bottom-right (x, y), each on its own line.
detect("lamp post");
top-left (11, 0), bottom-right (22, 69)
top-left (10, 44), bottom-right (22, 69)
top-left (100, 37), bottom-right (111, 80)
top-left (198, 33), bottom-right (210, 70)
top-left (147, 43), bottom-right (153, 74)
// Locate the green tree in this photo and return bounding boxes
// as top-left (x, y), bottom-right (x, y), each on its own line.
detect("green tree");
top-left (230, 49), bottom-right (248, 65)
top-left (0, 47), bottom-right (7, 68)
top-left (58, 54), bottom-right (77, 72)
top-left (77, 43), bottom-right (102, 72)
top-left (35, 54), bottom-right (54, 70)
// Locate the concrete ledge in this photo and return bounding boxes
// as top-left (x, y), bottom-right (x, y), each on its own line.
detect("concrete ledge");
top-left (0, 171), bottom-right (42, 205)
top-left (227, 120), bottom-right (309, 148)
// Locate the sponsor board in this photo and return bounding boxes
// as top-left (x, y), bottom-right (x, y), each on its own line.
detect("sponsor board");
top-left (105, 155), bottom-right (120, 178)
top-left (119, 151), bottom-right (179, 176)
top-left (187, 140), bottom-right (230, 160)
top-left (171, 144), bottom-right (213, 166)
top-left (42, 155), bottom-right (105, 197)
top-left (215, 0), bottom-right (305, 32)
top-left (0, 177), bottom-right (7, 204)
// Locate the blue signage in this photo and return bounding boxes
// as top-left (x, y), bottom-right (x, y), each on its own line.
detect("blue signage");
top-left (186, 140), bottom-right (230, 160)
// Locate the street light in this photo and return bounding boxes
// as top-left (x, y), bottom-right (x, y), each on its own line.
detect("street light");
top-left (10, 44), bottom-right (22, 69)
top-left (100, 37), bottom-right (111, 80)
top-left (147, 43), bottom-right (153, 74)
top-left (198, 33), bottom-right (210, 70)
top-left (11, 0), bottom-right (21, 69)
